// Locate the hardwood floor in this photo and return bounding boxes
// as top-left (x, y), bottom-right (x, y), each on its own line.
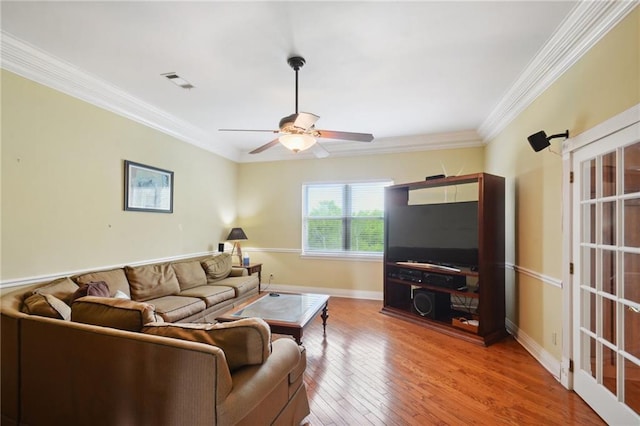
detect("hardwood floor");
top-left (300, 297), bottom-right (604, 425)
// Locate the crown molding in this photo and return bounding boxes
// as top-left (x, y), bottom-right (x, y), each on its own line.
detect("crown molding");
top-left (2, 1), bottom-right (635, 161)
top-left (478, 1), bottom-right (638, 142)
top-left (0, 30), bottom-right (240, 162)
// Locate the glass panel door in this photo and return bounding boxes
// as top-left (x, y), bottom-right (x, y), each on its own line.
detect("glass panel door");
top-left (573, 132), bottom-right (640, 424)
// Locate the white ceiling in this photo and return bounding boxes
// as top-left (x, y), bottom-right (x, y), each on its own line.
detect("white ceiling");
top-left (0, 1), bottom-right (632, 162)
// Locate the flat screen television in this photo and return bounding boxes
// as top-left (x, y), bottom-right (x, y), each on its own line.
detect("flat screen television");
top-left (386, 201), bottom-right (479, 267)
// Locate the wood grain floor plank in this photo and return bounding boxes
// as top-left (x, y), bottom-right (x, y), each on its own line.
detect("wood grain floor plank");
top-left (300, 297), bottom-right (605, 425)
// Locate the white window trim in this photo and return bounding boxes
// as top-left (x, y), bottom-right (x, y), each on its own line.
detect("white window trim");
top-left (301, 179), bottom-right (393, 257)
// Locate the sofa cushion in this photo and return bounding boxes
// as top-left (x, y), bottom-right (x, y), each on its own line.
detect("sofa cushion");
top-left (125, 263), bottom-right (180, 302)
top-left (74, 268), bottom-right (131, 298)
top-left (217, 275), bottom-right (259, 297)
top-left (71, 296), bottom-right (161, 331)
top-left (142, 318), bottom-right (271, 371)
top-left (178, 285), bottom-right (236, 308)
top-left (70, 281), bottom-right (110, 304)
top-left (22, 293), bottom-right (71, 320)
top-left (31, 277), bottom-right (79, 305)
top-left (201, 253), bottom-right (233, 283)
top-left (147, 295), bottom-right (206, 322)
top-left (172, 260), bottom-right (207, 290)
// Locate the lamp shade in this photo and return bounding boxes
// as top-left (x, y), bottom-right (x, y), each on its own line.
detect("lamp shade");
top-left (226, 227), bottom-right (248, 241)
top-left (279, 133), bottom-right (316, 153)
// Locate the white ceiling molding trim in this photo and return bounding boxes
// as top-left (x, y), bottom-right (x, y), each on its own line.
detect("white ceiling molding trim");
top-left (478, 1), bottom-right (638, 142)
top-left (0, 30), bottom-right (240, 162)
top-left (2, 1), bottom-right (634, 162)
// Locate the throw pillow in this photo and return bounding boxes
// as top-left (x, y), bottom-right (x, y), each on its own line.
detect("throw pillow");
top-left (71, 296), bottom-right (162, 332)
top-left (70, 281), bottom-right (110, 304)
top-left (32, 277), bottom-right (79, 305)
top-left (142, 318), bottom-right (271, 371)
top-left (22, 293), bottom-right (71, 320)
top-left (201, 253), bottom-right (232, 283)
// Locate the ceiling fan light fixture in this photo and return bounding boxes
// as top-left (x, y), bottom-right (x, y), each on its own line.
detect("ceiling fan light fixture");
top-left (279, 133), bottom-right (316, 153)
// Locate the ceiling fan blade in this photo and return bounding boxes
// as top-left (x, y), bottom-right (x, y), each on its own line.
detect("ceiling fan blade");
top-left (249, 138), bottom-right (281, 154)
top-left (219, 128), bottom-right (279, 133)
top-left (316, 130), bottom-right (374, 142)
top-left (293, 112), bottom-right (320, 131)
top-left (311, 142), bottom-right (330, 159)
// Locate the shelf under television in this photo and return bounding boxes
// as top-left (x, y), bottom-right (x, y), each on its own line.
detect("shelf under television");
top-left (380, 305), bottom-right (486, 345)
top-left (386, 261), bottom-right (479, 278)
top-left (386, 277), bottom-right (480, 299)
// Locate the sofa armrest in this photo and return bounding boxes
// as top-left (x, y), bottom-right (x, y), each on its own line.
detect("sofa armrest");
top-left (229, 267), bottom-right (248, 277)
top-left (218, 338), bottom-right (302, 425)
top-left (18, 315), bottom-right (232, 425)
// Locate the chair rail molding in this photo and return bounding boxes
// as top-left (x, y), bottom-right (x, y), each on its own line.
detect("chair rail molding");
top-left (0, 251), bottom-right (214, 289)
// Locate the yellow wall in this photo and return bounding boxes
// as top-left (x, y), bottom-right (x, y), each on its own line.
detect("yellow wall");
top-left (485, 8), bottom-right (639, 359)
top-left (2, 7), bottom-right (637, 363)
top-left (237, 148), bottom-right (484, 293)
top-left (1, 70), bottom-right (238, 281)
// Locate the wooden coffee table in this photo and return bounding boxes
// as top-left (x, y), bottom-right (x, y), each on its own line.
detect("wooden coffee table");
top-left (217, 292), bottom-right (329, 344)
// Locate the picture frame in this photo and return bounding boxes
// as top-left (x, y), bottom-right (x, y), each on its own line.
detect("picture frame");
top-left (124, 160), bottom-right (174, 213)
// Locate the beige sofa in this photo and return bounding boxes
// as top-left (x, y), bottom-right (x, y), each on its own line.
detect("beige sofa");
top-left (1, 253), bottom-right (310, 425)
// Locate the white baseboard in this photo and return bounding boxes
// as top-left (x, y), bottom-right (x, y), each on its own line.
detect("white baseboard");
top-left (506, 317), bottom-right (561, 381)
top-left (264, 283), bottom-right (383, 301)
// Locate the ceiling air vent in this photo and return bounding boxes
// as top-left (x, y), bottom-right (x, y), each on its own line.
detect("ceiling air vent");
top-left (162, 72), bottom-right (194, 89)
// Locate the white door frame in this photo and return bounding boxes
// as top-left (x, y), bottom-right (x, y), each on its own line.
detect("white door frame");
top-left (561, 103), bottom-right (640, 387)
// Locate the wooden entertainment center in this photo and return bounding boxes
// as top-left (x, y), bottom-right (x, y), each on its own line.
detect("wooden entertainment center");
top-left (381, 173), bottom-right (507, 346)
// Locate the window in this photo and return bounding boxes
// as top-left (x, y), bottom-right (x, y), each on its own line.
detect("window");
top-left (302, 181), bottom-right (392, 256)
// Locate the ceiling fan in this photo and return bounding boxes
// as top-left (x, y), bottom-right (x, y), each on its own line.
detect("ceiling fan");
top-left (219, 56), bottom-right (374, 156)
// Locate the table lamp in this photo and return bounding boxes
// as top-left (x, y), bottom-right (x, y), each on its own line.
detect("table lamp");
top-left (226, 227), bottom-right (248, 266)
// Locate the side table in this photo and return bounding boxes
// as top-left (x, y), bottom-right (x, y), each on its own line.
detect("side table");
top-left (238, 263), bottom-right (263, 292)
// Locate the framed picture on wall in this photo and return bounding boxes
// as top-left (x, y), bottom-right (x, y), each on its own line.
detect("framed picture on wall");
top-left (124, 160), bottom-right (174, 213)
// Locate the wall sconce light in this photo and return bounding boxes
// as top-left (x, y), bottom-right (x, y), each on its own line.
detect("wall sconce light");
top-left (527, 129), bottom-right (570, 152)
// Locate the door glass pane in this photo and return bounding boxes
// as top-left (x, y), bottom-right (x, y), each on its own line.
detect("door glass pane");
top-left (625, 253), bottom-right (640, 304)
top-left (582, 203), bottom-right (596, 243)
top-left (584, 159), bottom-right (597, 200)
top-left (602, 250), bottom-right (616, 296)
top-left (602, 201), bottom-right (616, 246)
top-left (623, 358), bottom-right (640, 414)
top-left (582, 247), bottom-right (596, 288)
top-left (602, 151), bottom-right (617, 197)
top-left (602, 346), bottom-right (617, 396)
top-left (624, 141), bottom-right (640, 194)
top-left (602, 296), bottom-right (617, 345)
top-left (624, 198), bottom-right (640, 247)
top-left (581, 332), bottom-right (597, 379)
top-left (582, 289), bottom-right (596, 332)
top-left (624, 305), bottom-right (640, 360)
